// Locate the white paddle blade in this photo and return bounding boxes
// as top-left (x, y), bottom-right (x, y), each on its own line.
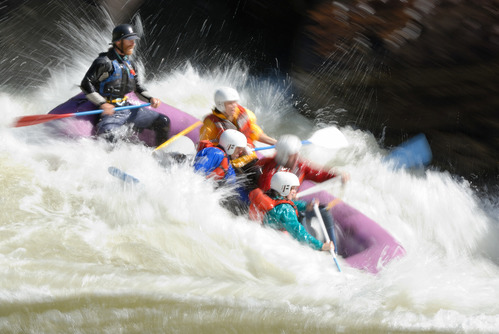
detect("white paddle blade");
top-left (296, 178), bottom-right (339, 198)
top-left (153, 135), bottom-right (196, 167)
top-left (156, 135), bottom-right (196, 155)
top-left (307, 127), bottom-right (348, 150)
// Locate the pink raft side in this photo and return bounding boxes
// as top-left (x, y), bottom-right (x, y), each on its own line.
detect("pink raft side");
top-left (47, 92), bottom-right (201, 145)
top-left (299, 180), bottom-right (406, 274)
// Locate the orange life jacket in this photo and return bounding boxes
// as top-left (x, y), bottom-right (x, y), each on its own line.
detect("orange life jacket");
top-left (203, 106), bottom-right (258, 169)
top-left (196, 140), bottom-right (230, 180)
top-left (248, 188), bottom-right (298, 222)
top-left (206, 104), bottom-right (254, 147)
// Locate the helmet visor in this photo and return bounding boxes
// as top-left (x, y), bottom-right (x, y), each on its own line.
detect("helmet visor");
top-left (118, 34), bottom-right (139, 41)
top-left (122, 34), bottom-right (139, 41)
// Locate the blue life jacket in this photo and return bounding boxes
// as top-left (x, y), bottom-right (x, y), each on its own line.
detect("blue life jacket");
top-left (99, 58), bottom-right (136, 100)
top-left (193, 146), bottom-right (236, 182)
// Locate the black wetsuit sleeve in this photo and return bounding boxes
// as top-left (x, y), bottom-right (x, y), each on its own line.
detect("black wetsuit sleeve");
top-left (80, 56), bottom-right (112, 105)
top-left (130, 61), bottom-right (153, 102)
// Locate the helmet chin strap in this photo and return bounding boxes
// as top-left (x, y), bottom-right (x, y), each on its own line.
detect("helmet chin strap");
top-left (114, 40), bottom-right (125, 55)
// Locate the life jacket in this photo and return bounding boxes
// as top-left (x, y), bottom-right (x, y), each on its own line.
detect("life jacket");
top-left (98, 56), bottom-right (136, 102)
top-left (196, 140), bottom-right (230, 180)
top-left (231, 151), bottom-right (258, 169)
top-left (248, 188), bottom-right (298, 222)
top-left (206, 104), bottom-right (254, 146)
top-left (204, 106), bottom-right (258, 168)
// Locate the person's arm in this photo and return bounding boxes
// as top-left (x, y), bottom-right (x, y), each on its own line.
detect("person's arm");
top-left (193, 147), bottom-right (225, 180)
top-left (80, 57), bottom-right (115, 115)
top-left (244, 109), bottom-right (276, 145)
top-left (277, 205), bottom-right (323, 250)
top-left (298, 161), bottom-right (335, 182)
top-left (293, 199), bottom-right (308, 212)
top-left (298, 160), bottom-right (349, 184)
top-left (289, 200), bottom-right (335, 251)
top-left (199, 117), bottom-right (221, 142)
top-left (131, 61), bottom-right (160, 108)
top-left (258, 132), bottom-right (277, 145)
top-left (255, 158), bottom-right (275, 192)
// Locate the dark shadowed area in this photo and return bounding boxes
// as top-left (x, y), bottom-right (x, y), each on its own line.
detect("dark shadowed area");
top-left (1, 0), bottom-right (497, 187)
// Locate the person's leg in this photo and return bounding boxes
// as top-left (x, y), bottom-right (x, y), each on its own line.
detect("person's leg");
top-left (128, 108), bottom-right (170, 146)
top-left (151, 115), bottom-right (170, 146)
top-left (96, 109), bottom-right (131, 142)
top-left (303, 211), bottom-right (317, 238)
top-left (220, 193), bottom-right (249, 216)
top-left (320, 206), bottom-right (338, 253)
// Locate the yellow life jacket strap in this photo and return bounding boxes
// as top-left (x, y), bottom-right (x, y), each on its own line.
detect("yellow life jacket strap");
top-left (231, 151), bottom-right (258, 168)
top-left (106, 96), bottom-right (128, 104)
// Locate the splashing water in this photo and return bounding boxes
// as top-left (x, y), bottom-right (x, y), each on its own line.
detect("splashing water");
top-left (1, 3), bottom-right (498, 333)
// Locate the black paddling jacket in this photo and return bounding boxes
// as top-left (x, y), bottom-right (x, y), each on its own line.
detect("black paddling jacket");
top-left (80, 48), bottom-right (150, 105)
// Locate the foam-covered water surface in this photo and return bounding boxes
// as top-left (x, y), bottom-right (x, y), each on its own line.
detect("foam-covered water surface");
top-left (1, 3), bottom-right (498, 333)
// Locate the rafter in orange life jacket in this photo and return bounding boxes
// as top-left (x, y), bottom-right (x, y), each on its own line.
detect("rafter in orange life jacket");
top-left (248, 188), bottom-right (299, 223)
top-left (206, 104), bottom-right (254, 146)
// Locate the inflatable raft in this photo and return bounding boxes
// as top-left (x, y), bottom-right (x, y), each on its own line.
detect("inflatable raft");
top-left (49, 93), bottom-right (405, 273)
top-left (47, 92), bottom-right (201, 144)
top-left (298, 180), bottom-right (405, 273)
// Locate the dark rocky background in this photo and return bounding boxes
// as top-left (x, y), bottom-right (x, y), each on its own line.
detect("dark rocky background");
top-left (2, 0), bottom-right (498, 187)
top-left (289, 0), bottom-right (499, 188)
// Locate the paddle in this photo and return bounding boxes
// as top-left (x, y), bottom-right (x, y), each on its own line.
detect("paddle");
top-left (384, 133), bottom-right (432, 169)
top-left (13, 103), bottom-right (151, 128)
top-left (254, 126), bottom-right (348, 151)
top-left (297, 134), bottom-right (432, 198)
top-left (108, 166), bottom-right (140, 184)
top-left (313, 203), bottom-right (342, 272)
top-left (110, 121), bottom-right (201, 184)
top-left (154, 120), bottom-right (202, 151)
top-left (296, 178), bottom-right (340, 199)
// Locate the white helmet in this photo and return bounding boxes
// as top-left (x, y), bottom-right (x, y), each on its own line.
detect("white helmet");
top-left (274, 135), bottom-right (302, 165)
top-left (219, 129), bottom-right (247, 155)
top-left (214, 87), bottom-right (239, 112)
top-left (270, 172), bottom-right (300, 197)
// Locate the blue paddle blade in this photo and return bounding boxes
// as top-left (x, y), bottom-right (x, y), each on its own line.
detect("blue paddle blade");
top-left (384, 133), bottom-right (432, 169)
top-left (108, 167), bottom-right (140, 184)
